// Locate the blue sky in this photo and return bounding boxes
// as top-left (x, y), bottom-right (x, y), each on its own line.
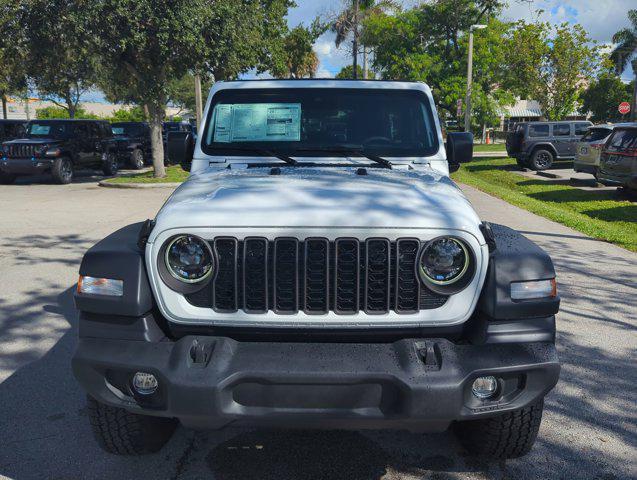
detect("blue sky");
top-left (83, 0), bottom-right (635, 102)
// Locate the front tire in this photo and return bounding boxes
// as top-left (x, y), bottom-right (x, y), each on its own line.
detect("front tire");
top-left (529, 149), bottom-right (554, 171)
top-left (130, 148), bottom-right (145, 170)
top-left (51, 157), bottom-right (73, 184)
top-left (0, 172), bottom-right (17, 184)
top-left (102, 152), bottom-right (119, 176)
top-left (87, 396), bottom-right (178, 455)
top-left (453, 398), bottom-right (544, 459)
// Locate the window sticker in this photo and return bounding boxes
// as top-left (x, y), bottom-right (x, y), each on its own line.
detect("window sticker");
top-left (30, 124), bottom-right (51, 135)
top-left (212, 103), bottom-right (301, 143)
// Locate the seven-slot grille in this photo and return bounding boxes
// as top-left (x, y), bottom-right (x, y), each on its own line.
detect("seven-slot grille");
top-left (186, 237), bottom-right (448, 315)
top-left (5, 144), bottom-right (37, 158)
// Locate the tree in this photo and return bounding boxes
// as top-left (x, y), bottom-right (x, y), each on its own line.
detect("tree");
top-left (0, 1), bottom-right (28, 118)
top-left (88, 0), bottom-right (292, 178)
top-left (330, 0), bottom-right (399, 79)
top-left (335, 65), bottom-right (364, 79)
top-left (110, 106), bottom-right (147, 123)
top-left (36, 105), bottom-right (99, 120)
top-left (21, 0), bottom-right (98, 118)
top-left (168, 74), bottom-right (214, 115)
top-left (361, 2), bottom-right (509, 127)
top-left (610, 9), bottom-right (637, 121)
top-left (505, 22), bottom-right (599, 120)
top-left (580, 67), bottom-right (633, 122)
top-left (271, 22), bottom-right (325, 79)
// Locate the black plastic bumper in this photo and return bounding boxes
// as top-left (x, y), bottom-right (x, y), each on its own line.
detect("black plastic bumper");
top-left (0, 157), bottom-right (53, 175)
top-left (72, 334), bottom-right (559, 432)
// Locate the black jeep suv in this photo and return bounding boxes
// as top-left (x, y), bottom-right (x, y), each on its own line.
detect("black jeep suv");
top-left (506, 120), bottom-right (592, 170)
top-left (0, 119), bottom-right (119, 184)
top-left (111, 122), bottom-right (152, 169)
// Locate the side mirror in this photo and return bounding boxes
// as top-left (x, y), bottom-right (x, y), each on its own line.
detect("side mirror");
top-left (446, 132), bottom-right (473, 173)
top-left (167, 131), bottom-right (194, 172)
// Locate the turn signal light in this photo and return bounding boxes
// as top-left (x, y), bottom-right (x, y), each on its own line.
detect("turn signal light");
top-left (77, 275), bottom-right (123, 296)
top-left (510, 278), bottom-right (557, 300)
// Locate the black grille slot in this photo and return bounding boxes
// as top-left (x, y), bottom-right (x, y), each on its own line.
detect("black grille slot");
top-left (395, 239), bottom-right (420, 313)
top-left (364, 239), bottom-right (391, 314)
top-left (213, 238), bottom-right (238, 312)
top-left (304, 238), bottom-right (329, 314)
top-left (8, 144), bottom-right (36, 158)
top-left (243, 237), bottom-right (268, 313)
top-left (273, 238), bottom-right (299, 313)
top-left (334, 238), bottom-right (360, 314)
top-left (185, 237), bottom-right (448, 315)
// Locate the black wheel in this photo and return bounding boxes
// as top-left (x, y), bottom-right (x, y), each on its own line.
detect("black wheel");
top-left (0, 172), bottom-right (17, 184)
top-left (102, 152), bottom-right (119, 176)
top-left (51, 157), bottom-right (73, 184)
top-left (454, 398), bottom-right (544, 459)
top-left (529, 149), bottom-right (554, 171)
top-left (130, 149), bottom-right (145, 170)
top-left (86, 396), bottom-right (177, 455)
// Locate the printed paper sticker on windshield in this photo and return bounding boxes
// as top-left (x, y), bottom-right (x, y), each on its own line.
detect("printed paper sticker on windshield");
top-left (212, 103), bottom-right (301, 143)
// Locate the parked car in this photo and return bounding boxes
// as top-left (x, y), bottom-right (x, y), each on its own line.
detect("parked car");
top-left (111, 121), bottom-right (151, 169)
top-left (73, 80), bottom-right (560, 460)
top-left (597, 123), bottom-right (637, 192)
top-left (0, 119), bottom-right (118, 184)
top-left (573, 125), bottom-right (614, 178)
top-left (0, 119), bottom-right (27, 142)
top-left (506, 120), bottom-right (592, 170)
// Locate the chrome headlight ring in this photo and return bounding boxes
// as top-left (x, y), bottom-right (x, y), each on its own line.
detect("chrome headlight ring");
top-left (417, 236), bottom-right (476, 295)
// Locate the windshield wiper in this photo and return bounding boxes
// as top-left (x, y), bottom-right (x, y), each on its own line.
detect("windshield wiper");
top-left (293, 145), bottom-right (392, 169)
top-left (209, 146), bottom-right (297, 165)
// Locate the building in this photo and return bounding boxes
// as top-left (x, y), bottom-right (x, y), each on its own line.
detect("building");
top-left (2, 98), bottom-right (183, 120)
top-left (500, 99), bottom-right (589, 131)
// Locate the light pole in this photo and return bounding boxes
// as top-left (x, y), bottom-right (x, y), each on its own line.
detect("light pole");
top-left (464, 24), bottom-right (486, 133)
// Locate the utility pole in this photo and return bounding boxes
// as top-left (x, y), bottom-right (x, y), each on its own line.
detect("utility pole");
top-left (464, 24), bottom-right (486, 133)
top-left (194, 74), bottom-right (203, 129)
top-left (352, 0), bottom-right (359, 79)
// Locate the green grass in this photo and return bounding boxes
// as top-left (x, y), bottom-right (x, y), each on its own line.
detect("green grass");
top-left (452, 157), bottom-right (637, 251)
top-left (105, 165), bottom-right (189, 184)
top-left (473, 143), bottom-right (507, 152)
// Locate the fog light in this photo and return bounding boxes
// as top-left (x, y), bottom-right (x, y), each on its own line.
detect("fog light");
top-left (472, 376), bottom-right (498, 399)
top-left (132, 372), bottom-right (158, 395)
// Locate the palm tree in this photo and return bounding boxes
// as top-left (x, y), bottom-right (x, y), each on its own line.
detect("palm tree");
top-left (611, 9), bottom-right (637, 121)
top-left (330, 0), bottom-right (398, 79)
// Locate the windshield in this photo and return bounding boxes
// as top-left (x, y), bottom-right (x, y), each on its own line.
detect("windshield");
top-left (202, 88), bottom-right (439, 158)
top-left (26, 121), bottom-right (70, 138)
top-left (581, 128), bottom-right (612, 142)
top-left (112, 124), bottom-right (143, 136)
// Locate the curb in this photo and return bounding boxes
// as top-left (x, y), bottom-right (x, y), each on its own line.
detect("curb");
top-left (98, 180), bottom-right (181, 189)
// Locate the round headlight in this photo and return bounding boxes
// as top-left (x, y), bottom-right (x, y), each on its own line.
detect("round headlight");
top-left (418, 237), bottom-right (470, 287)
top-left (164, 235), bottom-right (213, 283)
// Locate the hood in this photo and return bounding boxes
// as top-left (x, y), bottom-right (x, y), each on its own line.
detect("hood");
top-left (2, 138), bottom-right (61, 146)
top-left (152, 166), bottom-right (483, 239)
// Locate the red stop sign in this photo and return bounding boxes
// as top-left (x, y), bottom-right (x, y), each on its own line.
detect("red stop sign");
top-left (618, 102), bottom-right (631, 115)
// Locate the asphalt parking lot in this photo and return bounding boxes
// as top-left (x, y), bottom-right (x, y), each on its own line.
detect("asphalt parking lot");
top-left (0, 174), bottom-right (635, 480)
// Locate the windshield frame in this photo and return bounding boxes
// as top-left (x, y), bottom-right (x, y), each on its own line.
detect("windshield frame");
top-left (200, 87), bottom-right (440, 159)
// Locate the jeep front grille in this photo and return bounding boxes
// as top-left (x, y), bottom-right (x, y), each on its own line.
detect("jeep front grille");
top-left (186, 237), bottom-right (447, 315)
top-left (6, 144), bottom-right (36, 158)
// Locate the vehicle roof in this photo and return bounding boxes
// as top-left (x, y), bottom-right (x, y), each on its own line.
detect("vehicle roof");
top-left (0, 119), bottom-right (26, 123)
top-left (112, 121), bottom-right (148, 125)
top-left (214, 79), bottom-right (432, 91)
top-left (517, 120), bottom-right (590, 125)
top-left (609, 122), bottom-right (637, 129)
top-left (27, 118), bottom-right (109, 123)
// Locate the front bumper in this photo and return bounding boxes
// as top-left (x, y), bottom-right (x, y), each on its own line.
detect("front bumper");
top-left (73, 335), bottom-right (560, 432)
top-left (0, 157), bottom-right (53, 175)
top-left (573, 162), bottom-right (597, 175)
